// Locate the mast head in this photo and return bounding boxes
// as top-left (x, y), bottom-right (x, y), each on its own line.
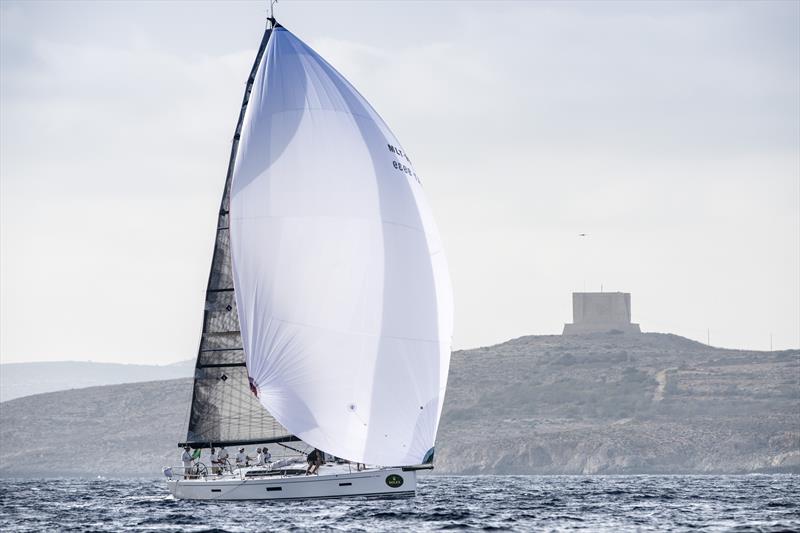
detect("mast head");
top-left (267, 0), bottom-right (279, 29)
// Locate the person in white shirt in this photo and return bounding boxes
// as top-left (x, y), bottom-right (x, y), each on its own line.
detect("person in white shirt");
top-left (209, 447), bottom-right (220, 475)
top-left (217, 446), bottom-right (229, 468)
top-left (181, 446), bottom-right (193, 479)
top-left (257, 447), bottom-right (271, 466)
top-left (235, 447), bottom-right (252, 467)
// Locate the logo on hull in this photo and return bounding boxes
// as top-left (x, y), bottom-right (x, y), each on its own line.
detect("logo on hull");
top-left (385, 474), bottom-right (404, 488)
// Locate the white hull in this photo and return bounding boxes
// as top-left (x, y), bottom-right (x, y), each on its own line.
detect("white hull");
top-left (166, 466), bottom-right (415, 500)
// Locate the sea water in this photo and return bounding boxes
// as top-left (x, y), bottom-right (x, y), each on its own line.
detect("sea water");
top-left (1, 475), bottom-right (797, 531)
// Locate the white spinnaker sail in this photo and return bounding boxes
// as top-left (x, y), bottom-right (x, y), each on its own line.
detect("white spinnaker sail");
top-left (230, 27), bottom-right (452, 466)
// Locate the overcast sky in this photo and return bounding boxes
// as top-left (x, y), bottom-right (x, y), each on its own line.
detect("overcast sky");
top-left (1, 0), bottom-right (798, 365)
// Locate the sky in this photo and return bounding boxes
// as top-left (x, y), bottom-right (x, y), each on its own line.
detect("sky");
top-left (1, 0), bottom-right (798, 365)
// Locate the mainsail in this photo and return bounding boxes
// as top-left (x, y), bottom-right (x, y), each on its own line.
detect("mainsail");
top-left (181, 26), bottom-right (297, 449)
top-left (230, 26), bottom-right (453, 466)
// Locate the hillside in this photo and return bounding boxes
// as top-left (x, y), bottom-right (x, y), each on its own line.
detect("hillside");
top-left (0, 379), bottom-right (194, 477)
top-left (0, 360), bottom-right (194, 402)
top-left (437, 333), bottom-right (799, 474)
top-left (0, 333), bottom-right (797, 477)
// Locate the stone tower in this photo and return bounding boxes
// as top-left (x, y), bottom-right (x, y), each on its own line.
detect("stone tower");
top-left (562, 292), bottom-right (641, 335)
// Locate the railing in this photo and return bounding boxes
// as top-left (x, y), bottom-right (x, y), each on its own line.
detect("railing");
top-left (162, 459), bottom-right (278, 480)
top-left (162, 457), bottom-right (368, 481)
top-left (163, 463), bottom-right (207, 480)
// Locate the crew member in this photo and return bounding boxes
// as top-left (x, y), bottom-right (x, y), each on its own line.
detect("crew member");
top-left (306, 448), bottom-right (322, 475)
top-left (218, 446), bottom-right (229, 470)
top-left (181, 445), bottom-right (193, 479)
top-left (258, 447), bottom-right (271, 466)
top-left (210, 447), bottom-right (220, 475)
top-left (236, 447), bottom-right (252, 467)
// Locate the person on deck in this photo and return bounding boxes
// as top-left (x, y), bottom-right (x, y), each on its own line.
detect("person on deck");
top-left (210, 447), bottom-right (220, 475)
top-left (217, 446), bottom-right (229, 470)
top-left (236, 447), bottom-right (253, 467)
top-left (305, 449), bottom-right (316, 475)
top-left (181, 446), bottom-right (193, 479)
top-left (256, 447), bottom-right (271, 466)
top-left (255, 448), bottom-right (263, 465)
top-left (306, 448), bottom-right (322, 475)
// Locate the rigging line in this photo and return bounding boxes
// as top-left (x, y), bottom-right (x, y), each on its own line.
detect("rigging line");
top-left (278, 441), bottom-right (307, 455)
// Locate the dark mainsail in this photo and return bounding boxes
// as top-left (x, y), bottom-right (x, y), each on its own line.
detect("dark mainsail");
top-left (180, 23), bottom-right (298, 449)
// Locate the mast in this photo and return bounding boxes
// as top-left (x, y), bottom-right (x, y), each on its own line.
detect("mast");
top-left (180, 21), bottom-right (297, 449)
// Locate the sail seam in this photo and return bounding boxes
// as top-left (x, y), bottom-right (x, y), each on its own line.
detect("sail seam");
top-left (231, 214), bottom-right (427, 234)
top-left (269, 316), bottom-right (443, 345)
top-left (252, 107), bottom-right (380, 124)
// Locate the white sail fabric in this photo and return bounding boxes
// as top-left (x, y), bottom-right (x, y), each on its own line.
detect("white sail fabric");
top-left (229, 27), bottom-right (453, 466)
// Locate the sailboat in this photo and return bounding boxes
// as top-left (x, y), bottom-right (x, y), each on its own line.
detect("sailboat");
top-left (164, 12), bottom-right (453, 500)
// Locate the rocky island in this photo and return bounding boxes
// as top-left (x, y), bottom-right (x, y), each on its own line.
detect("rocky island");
top-left (1, 332), bottom-right (797, 477)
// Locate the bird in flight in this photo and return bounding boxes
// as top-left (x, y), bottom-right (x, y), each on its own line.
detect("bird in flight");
top-left (578, 233), bottom-right (588, 237)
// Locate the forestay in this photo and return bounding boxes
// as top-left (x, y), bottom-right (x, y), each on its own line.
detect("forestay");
top-left (230, 27), bottom-right (453, 466)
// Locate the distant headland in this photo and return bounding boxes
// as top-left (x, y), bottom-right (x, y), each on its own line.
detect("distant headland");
top-left (1, 330), bottom-right (796, 477)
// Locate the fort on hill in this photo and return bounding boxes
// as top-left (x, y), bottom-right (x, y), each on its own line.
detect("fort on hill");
top-left (563, 292), bottom-right (641, 335)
